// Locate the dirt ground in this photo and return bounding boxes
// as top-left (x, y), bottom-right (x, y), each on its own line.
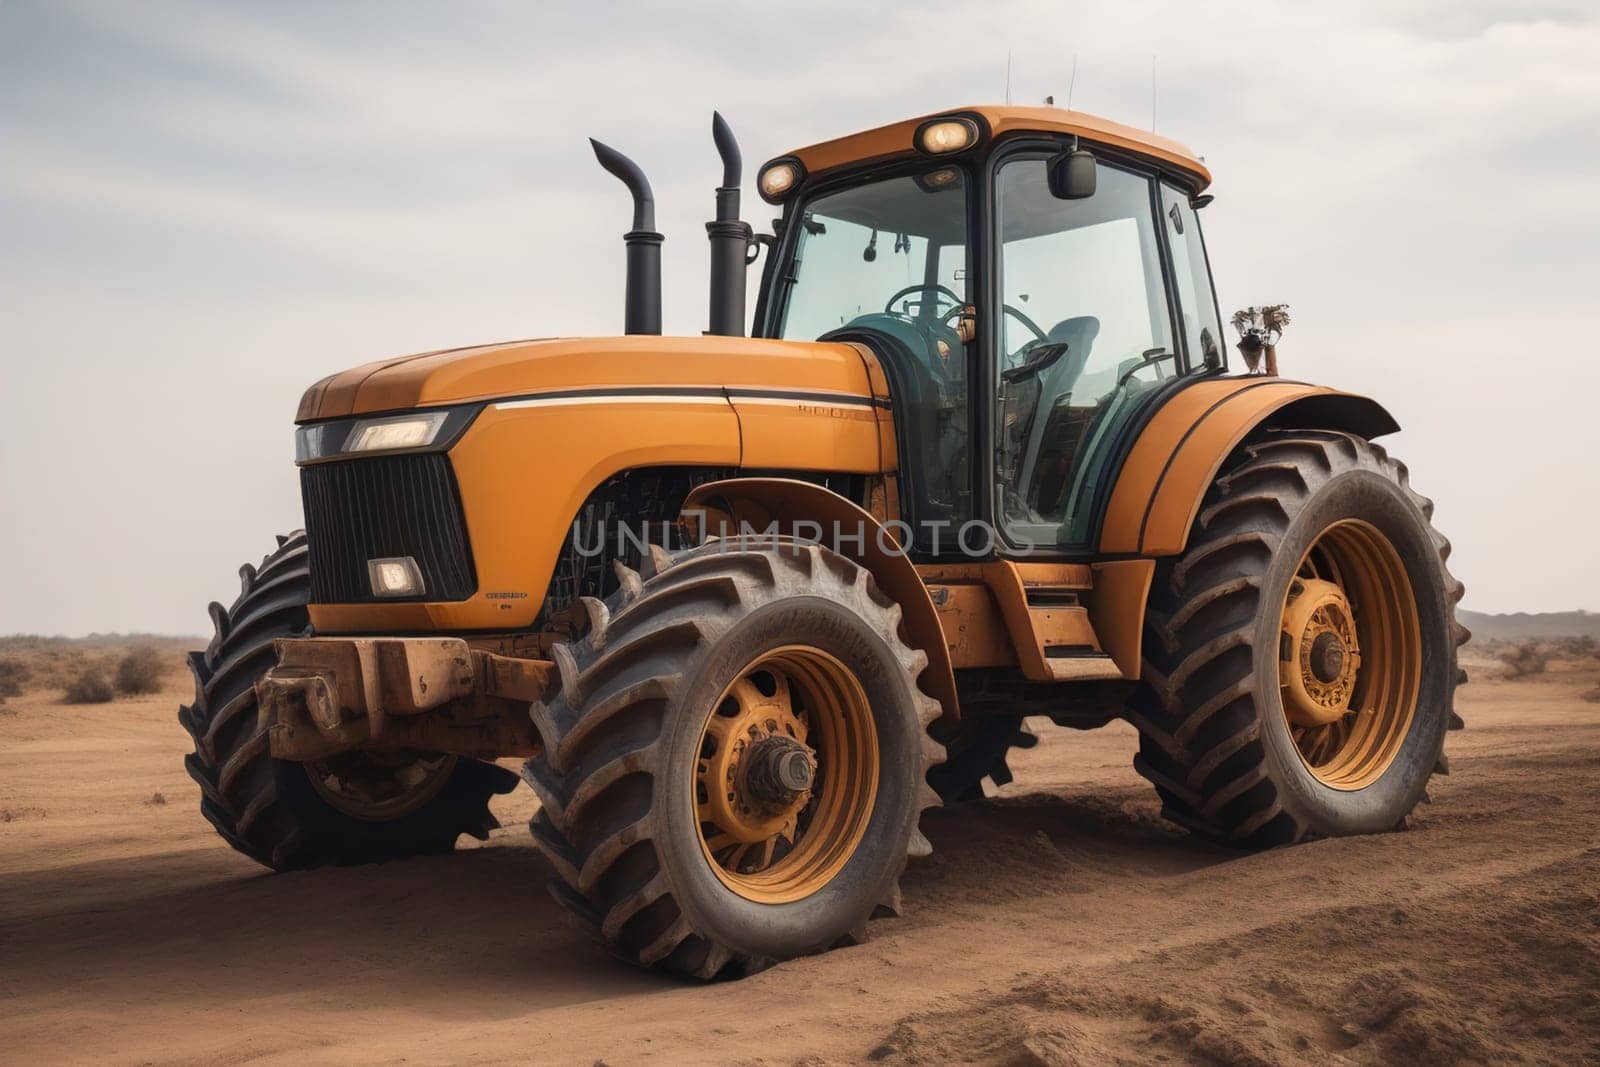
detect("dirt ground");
top-left (1, 649), bottom-right (1596, 1066)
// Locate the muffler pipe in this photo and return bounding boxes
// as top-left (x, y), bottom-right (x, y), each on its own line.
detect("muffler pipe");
top-left (590, 138), bottom-right (662, 335)
top-left (706, 111), bottom-right (753, 337)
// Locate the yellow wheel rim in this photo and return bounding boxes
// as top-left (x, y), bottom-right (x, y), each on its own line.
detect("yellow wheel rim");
top-left (694, 646), bottom-right (878, 904)
top-left (1277, 519), bottom-right (1421, 790)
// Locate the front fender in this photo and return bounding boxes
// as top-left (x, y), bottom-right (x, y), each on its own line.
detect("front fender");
top-left (1099, 378), bottom-right (1400, 556)
top-left (680, 477), bottom-right (959, 721)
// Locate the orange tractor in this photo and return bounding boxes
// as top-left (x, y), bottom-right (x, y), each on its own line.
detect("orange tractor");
top-left (180, 106), bottom-right (1466, 979)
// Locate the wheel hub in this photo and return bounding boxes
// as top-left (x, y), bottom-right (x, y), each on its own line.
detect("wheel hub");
top-left (1279, 577), bottom-right (1361, 727)
top-left (694, 646), bottom-right (879, 903)
top-left (1309, 631), bottom-right (1347, 683)
top-left (741, 735), bottom-right (817, 810)
top-left (696, 671), bottom-right (813, 848)
top-left (1276, 520), bottom-right (1423, 790)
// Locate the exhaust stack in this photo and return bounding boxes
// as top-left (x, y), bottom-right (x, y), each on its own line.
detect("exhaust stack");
top-left (706, 112), bottom-right (753, 337)
top-left (590, 139), bottom-right (663, 335)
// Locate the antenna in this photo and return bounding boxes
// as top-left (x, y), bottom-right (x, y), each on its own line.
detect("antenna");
top-left (1005, 50), bottom-right (1012, 104)
top-left (1067, 53), bottom-right (1078, 110)
top-left (1151, 54), bottom-right (1158, 131)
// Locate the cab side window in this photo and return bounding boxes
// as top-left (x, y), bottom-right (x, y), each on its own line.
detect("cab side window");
top-left (1160, 182), bottom-right (1225, 371)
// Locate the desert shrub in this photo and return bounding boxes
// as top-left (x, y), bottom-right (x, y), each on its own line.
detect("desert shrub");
top-left (63, 667), bottom-right (115, 704)
top-left (1551, 635), bottom-right (1599, 660)
top-left (115, 646), bottom-right (165, 695)
top-left (0, 658), bottom-right (29, 703)
top-left (0, 635), bottom-right (197, 692)
top-left (1498, 642), bottom-right (1549, 679)
top-left (1583, 687), bottom-right (1600, 704)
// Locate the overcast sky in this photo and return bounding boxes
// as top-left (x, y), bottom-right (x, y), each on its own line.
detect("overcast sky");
top-left (2, 0), bottom-right (1597, 635)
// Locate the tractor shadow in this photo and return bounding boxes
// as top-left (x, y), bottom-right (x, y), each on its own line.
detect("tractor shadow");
top-left (0, 842), bottom-right (666, 1015)
top-left (906, 785), bottom-right (1242, 911)
top-left (1, 786), bottom-right (1233, 1013)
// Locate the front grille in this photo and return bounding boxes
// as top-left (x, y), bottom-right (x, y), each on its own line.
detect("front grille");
top-left (300, 454), bottom-right (476, 603)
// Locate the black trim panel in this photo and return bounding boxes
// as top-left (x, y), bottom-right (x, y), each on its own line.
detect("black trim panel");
top-left (1081, 368), bottom-right (1222, 550)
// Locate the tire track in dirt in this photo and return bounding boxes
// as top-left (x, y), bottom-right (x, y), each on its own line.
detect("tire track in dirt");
top-left (869, 848), bottom-right (1599, 1065)
top-left (0, 664), bottom-right (1595, 1064)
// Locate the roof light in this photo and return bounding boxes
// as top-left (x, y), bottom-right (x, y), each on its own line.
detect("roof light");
top-left (758, 160), bottom-right (803, 203)
top-left (916, 118), bottom-right (979, 155)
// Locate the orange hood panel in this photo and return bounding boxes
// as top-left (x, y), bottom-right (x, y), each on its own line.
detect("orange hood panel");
top-left (296, 335), bottom-right (880, 422)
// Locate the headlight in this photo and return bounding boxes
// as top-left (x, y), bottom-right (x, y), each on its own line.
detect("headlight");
top-left (295, 404), bottom-right (479, 465)
top-left (346, 412), bottom-right (448, 453)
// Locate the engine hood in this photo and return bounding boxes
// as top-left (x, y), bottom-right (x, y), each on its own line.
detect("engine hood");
top-left (295, 335), bottom-right (882, 422)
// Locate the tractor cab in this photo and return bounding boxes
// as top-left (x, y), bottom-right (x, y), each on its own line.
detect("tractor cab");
top-left (754, 108), bottom-right (1227, 554)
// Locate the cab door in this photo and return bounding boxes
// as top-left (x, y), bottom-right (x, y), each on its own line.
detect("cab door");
top-left (989, 150), bottom-right (1181, 552)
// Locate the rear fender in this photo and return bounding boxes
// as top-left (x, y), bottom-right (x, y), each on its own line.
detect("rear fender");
top-left (681, 477), bottom-right (959, 721)
top-left (1099, 379), bottom-right (1400, 556)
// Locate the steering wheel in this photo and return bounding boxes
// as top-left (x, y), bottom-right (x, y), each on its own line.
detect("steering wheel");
top-left (1003, 304), bottom-right (1047, 348)
top-left (998, 308), bottom-right (1069, 385)
top-left (917, 298), bottom-right (1046, 346)
top-left (885, 283), bottom-right (962, 318)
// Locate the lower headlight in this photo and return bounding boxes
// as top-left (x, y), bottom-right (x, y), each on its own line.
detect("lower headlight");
top-left (368, 556), bottom-right (425, 598)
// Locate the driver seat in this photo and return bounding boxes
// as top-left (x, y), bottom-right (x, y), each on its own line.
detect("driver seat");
top-left (1040, 316), bottom-right (1100, 391)
top-left (1012, 316), bottom-right (1101, 512)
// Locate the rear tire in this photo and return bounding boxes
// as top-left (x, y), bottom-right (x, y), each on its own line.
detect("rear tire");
top-left (523, 539), bottom-right (945, 979)
top-left (178, 532), bottom-right (517, 870)
top-left (927, 715), bottom-right (1038, 803)
top-left (1126, 432), bottom-right (1467, 847)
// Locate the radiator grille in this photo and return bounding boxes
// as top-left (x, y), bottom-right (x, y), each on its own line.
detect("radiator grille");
top-left (300, 455), bottom-right (476, 603)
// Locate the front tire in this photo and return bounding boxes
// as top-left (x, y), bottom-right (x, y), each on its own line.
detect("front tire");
top-left (1127, 432), bottom-right (1467, 847)
top-left (178, 532), bottom-right (517, 870)
top-left (522, 540), bottom-right (944, 979)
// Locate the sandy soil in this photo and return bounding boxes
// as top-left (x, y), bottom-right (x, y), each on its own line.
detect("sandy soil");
top-left (1, 654), bottom-right (1596, 1065)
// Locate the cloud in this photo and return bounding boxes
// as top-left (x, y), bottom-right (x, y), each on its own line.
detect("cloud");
top-left (1, 0), bottom-right (1597, 631)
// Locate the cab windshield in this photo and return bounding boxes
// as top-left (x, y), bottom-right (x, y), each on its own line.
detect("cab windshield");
top-left (777, 169), bottom-right (972, 548)
top-left (777, 170), bottom-right (969, 341)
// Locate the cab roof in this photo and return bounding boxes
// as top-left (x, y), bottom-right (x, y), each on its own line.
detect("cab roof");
top-left (776, 105), bottom-right (1211, 191)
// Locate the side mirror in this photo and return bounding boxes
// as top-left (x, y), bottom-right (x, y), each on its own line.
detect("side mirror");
top-left (1047, 145), bottom-right (1096, 199)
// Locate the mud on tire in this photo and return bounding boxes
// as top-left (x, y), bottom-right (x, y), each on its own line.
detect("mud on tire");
top-left (178, 532), bottom-right (517, 870)
top-left (522, 539), bottom-right (945, 979)
top-left (1126, 431), bottom-right (1468, 848)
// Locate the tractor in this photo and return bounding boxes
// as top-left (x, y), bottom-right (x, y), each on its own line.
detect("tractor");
top-left (180, 106), bottom-right (1466, 980)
